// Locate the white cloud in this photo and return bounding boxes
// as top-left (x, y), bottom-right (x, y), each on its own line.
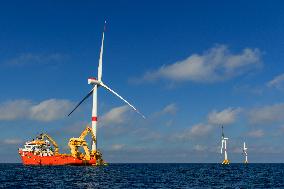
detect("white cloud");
top-left (247, 129), bottom-right (264, 138)
top-left (174, 123), bottom-right (212, 140)
top-left (248, 103), bottom-right (284, 125)
top-left (0, 99), bottom-right (73, 122)
top-left (100, 105), bottom-right (131, 126)
top-left (189, 123), bottom-right (212, 136)
top-left (172, 107), bottom-right (241, 142)
top-left (155, 103), bottom-right (178, 116)
top-left (142, 45), bottom-right (261, 83)
top-left (165, 119), bottom-right (174, 127)
top-left (208, 107), bottom-right (241, 125)
top-left (232, 147), bottom-right (243, 153)
top-left (30, 99), bottom-right (73, 122)
top-left (3, 139), bottom-right (23, 145)
top-left (193, 144), bottom-right (207, 152)
top-left (111, 144), bottom-right (125, 151)
top-left (141, 132), bottom-right (162, 141)
top-left (0, 100), bottom-right (31, 120)
top-left (267, 73), bottom-right (284, 90)
top-left (161, 103), bottom-right (178, 115)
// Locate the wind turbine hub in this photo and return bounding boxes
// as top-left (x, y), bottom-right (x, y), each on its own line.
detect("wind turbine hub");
top-left (88, 77), bottom-right (100, 85)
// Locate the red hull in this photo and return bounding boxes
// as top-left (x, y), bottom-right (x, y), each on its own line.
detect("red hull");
top-left (19, 150), bottom-right (96, 166)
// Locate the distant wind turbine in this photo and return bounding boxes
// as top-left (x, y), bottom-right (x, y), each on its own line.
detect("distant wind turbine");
top-left (220, 126), bottom-right (230, 165)
top-left (243, 142), bottom-right (248, 164)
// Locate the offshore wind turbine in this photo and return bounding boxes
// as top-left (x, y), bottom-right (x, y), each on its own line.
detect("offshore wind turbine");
top-left (68, 21), bottom-right (145, 152)
top-left (243, 142), bottom-right (248, 164)
top-left (220, 126), bottom-right (230, 165)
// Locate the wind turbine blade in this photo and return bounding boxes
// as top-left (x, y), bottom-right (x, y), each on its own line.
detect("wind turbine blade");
top-left (100, 82), bottom-right (145, 119)
top-left (98, 21), bottom-right (106, 82)
top-left (68, 88), bottom-right (94, 116)
top-left (221, 140), bottom-right (224, 154)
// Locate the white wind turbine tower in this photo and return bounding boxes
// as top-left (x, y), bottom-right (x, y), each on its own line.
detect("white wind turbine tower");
top-left (68, 21), bottom-right (145, 153)
top-left (220, 126), bottom-right (230, 164)
top-left (243, 142), bottom-right (248, 164)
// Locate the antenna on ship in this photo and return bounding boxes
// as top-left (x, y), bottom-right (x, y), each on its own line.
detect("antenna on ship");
top-left (220, 126), bottom-right (230, 165)
top-left (243, 142), bottom-right (248, 164)
top-left (68, 20), bottom-right (145, 153)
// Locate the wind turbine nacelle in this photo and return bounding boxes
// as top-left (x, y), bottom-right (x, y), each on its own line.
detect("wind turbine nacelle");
top-left (88, 77), bottom-right (100, 85)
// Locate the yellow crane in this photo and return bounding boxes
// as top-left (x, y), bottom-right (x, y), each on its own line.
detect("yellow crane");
top-left (36, 133), bottom-right (59, 155)
top-left (33, 126), bottom-right (106, 165)
top-left (68, 126), bottom-right (96, 161)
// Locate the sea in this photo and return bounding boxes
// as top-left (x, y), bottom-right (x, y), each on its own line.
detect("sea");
top-left (1, 163), bottom-right (284, 188)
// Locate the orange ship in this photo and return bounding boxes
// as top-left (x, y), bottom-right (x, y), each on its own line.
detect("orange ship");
top-left (18, 127), bottom-right (106, 166)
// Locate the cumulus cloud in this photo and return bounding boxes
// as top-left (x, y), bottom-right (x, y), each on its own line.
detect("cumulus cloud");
top-left (3, 139), bottom-right (23, 145)
top-left (141, 45), bottom-right (261, 83)
top-left (173, 106), bottom-right (241, 141)
top-left (0, 100), bottom-right (31, 120)
top-left (208, 107), bottom-right (241, 125)
top-left (111, 144), bottom-right (125, 151)
top-left (174, 123), bottom-right (212, 140)
top-left (161, 103), bottom-right (178, 114)
top-left (0, 99), bottom-right (73, 122)
top-left (248, 103), bottom-right (284, 125)
top-left (155, 103), bottom-right (178, 116)
top-left (247, 129), bottom-right (264, 138)
top-left (30, 99), bottom-right (73, 121)
top-left (100, 105), bottom-right (131, 126)
top-left (189, 123), bottom-right (212, 137)
top-left (165, 119), bottom-right (174, 127)
top-left (267, 73), bottom-right (284, 90)
top-left (193, 144), bottom-right (207, 152)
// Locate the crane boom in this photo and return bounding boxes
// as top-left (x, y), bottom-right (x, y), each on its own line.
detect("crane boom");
top-left (68, 126), bottom-right (97, 161)
top-left (37, 133), bottom-right (59, 155)
top-left (79, 126), bottom-right (96, 143)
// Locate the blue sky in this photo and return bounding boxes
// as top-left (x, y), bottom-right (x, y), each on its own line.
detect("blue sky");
top-left (1, 0), bottom-right (284, 163)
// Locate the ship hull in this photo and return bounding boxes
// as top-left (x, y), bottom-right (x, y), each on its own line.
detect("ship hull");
top-left (19, 150), bottom-right (96, 166)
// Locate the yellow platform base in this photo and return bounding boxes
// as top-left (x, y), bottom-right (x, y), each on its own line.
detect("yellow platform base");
top-left (222, 159), bottom-right (230, 165)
